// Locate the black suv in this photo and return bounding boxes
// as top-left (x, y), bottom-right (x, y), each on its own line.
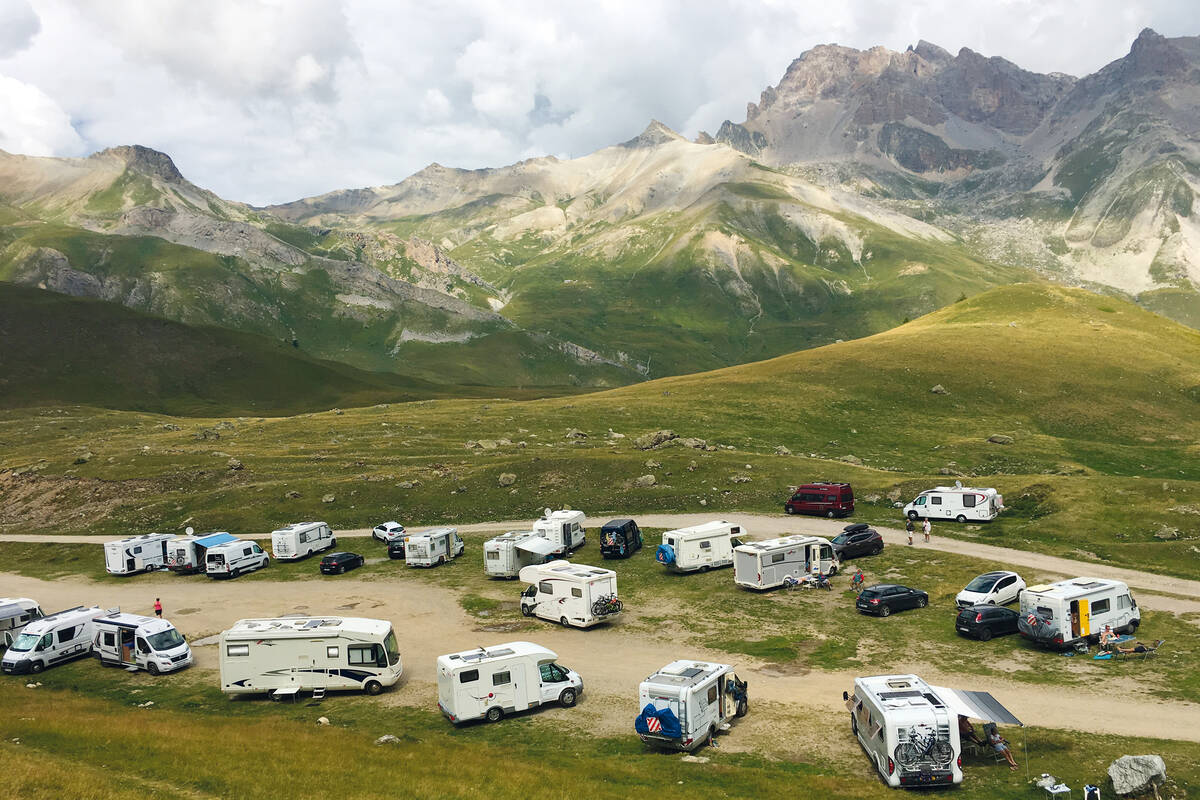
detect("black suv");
top-left (955, 604), bottom-right (1020, 641)
top-left (831, 523), bottom-right (884, 560)
top-left (856, 584), bottom-right (928, 616)
top-left (599, 518), bottom-right (643, 559)
top-left (320, 552), bottom-right (365, 574)
top-left (387, 539), bottom-right (407, 560)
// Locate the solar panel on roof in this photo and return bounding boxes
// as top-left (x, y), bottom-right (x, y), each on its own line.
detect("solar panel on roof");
top-left (679, 667), bottom-right (704, 678)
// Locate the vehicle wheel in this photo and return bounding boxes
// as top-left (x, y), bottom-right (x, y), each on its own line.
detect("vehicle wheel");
top-left (850, 712), bottom-right (858, 735)
top-left (486, 706), bottom-right (503, 723)
top-left (907, 511), bottom-right (919, 520)
top-left (700, 565), bottom-right (710, 573)
top-left (827, 511), bottom-right (835, 518)
top-left (330, 538), bottom-right (336, 548)
top-left (1126, 619), bottom-right (1140, 633)
top-left (338, 565), bottom-right (345, 574)
top-left (916, 596), bottom-right (928, 608)
top-left (736, 698), bottom-right (749, 718)
top-left (365, 680), bottom-right (383, 696)
top-left (785, 506), bottom-right (795, 515)
top-left (30, 661), bottom-right (44, 674)
top-left (559, 688), bottom-right (577, 707)
top-left (148, 662), bottom-right (160, 675)
top-left (438, 556), bottom-right (445, 565)
top-left (956, 515), bottom-right (967, 524)
top-left (987, 599), bottom-right (996, 605)
top-left (872, 544), bottom-right (883, 555)
top-left (560, 616), bottom-right (570, 627)
top-left (978, 627), bottom-right (993, 642)
top-left (521, 605), bottom-right (533, 617)
top-left (879, 605), bottom-right (892, 617)
top-left (231, 568), bottom-right (240, 578)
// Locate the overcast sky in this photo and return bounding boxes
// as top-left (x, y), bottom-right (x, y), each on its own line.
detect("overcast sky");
top-left (0, 0), bottom-right (1193, 205)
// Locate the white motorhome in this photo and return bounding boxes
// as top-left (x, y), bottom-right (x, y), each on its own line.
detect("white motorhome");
top-left (168, 531), bottom-right (238, 574)
top-left (104, 533), bottom-right (174, 575)
top-left (484, 530), bottom-right (558, 578)
top-left (634, 660), bottom-right (748, 751)
top-left (436, 641), bottom-right (583, 724)
top-left (93, 611), bottom-right (192, 674)
top-left (845, 674), bottom-right (962, 788)
top-left (219, 616), bottom-right (403, 698)
top-left (518, 561), bottom-right (621, 629)
top-left (205, 539), bottom-right (270, 579)
top-left (1018, 578), bottom-right (1140, 648)
top-left (532, 508), bottom-right (587, 556)
top-left (404, 527), bottom-right (465, 567)
top-left (655, 521), bottom-right (744, 573)
top-left (1, 606), bottom-right (107, 675)
top-left (904, 483), bottom-right (1003, 523)
top-left (733, 535), bottom-right (839, 590)
top-left (271, 521), bottom-right (336, 561)
top-left (0, 598), bottom-right (43, 649)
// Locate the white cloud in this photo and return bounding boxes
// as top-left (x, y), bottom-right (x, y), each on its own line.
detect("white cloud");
top-left (0, 74), bottom-right (82, 156)
top-left (0, 0), bottom-right (40, 58)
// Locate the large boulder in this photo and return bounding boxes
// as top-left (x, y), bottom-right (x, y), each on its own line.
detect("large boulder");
top-left (635, 430), bottom-right (676, 450)
top-left (498, 473), bottom-right (516, 487)
top-left (1108, 755), bottom-right (1166, 796)
top-left (987, 434), bottom-right (1014, 445)
top-left (635, 474), bottom-right (657, 487)
top-left (930, 384), bottom-right (949, 395)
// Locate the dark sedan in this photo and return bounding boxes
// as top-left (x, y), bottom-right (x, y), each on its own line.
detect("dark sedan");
top-left (955, 604), bottom-right (1020, 641)
top-left (320, 552), bottom-right (365, 574)
top-left (856, 584), bottom-right (928, 616)
top-left (831, 523), bottom-right (884, 560)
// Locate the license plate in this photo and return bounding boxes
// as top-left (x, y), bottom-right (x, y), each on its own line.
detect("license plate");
top-left (957, 627), bottom-right (970, 633)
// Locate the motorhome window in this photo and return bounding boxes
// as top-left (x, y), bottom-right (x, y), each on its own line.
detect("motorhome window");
top-left (134, 546), bottom-right (142, 554)
top-left (348, 645), bottom-right (376, 666)
top-left (1037, 607), bottom-right (1054, 619)
top-left (147, 629), bottom-right (185, 651)
top-left (103, 632), bottom-right (116, 647)
top-left (493, 671), bottom-right (511, 686)
top-left (539, 581), bottom-right (554, 594)
top-left (9, 632), bottom-right (38, 652)
top-left (299, 532), bottom-right (309, 543)
top-left (253, 545), bottom-right (263, 554)
top-left (243, 548), bottom-right (252, 556)
top-left (136, 638), bottom-right (150, 653)
top-left (571, 588), bottom-right (582, 598)
top-left (540, 663), bottom-right (565, 682)
top-left (326, 646), bottom-right (339, 659)
top-left (460, 669), bottom-right (479, 683)
top-left (226, 644), bottom-right (249, 657)
top-left (771, 553), bottom-right (785, 564)
top-left (56, 626), bottom-right (77, 644)
top-left (486, 551), bottom-right (499, 560)
top-left (962, 494), bottom-right (977, 508)
top-left (700, 541), bottom-right (711, 549)
top-left (707, 685), bottom-right (718, 704)
top-left (1118, 595), bottom-right (1131, 609)
top-left (1092, 598), bottom-right (1111, 615)
top-left (931, 496), bottom-right (942, 505)
top-left (915, 496), bottom-right (926, 505)
top-left (384, 631), bottom-right (401, 666)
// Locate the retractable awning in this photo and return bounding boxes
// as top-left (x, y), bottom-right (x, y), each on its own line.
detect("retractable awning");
top-left (516, 536), bottom-right (558, 557)
top-left (930, 686), bottom-right (1023, 727)
top-left (195, 533), bottom-right (237, 547)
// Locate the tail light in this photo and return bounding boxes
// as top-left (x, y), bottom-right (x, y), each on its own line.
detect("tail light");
top-left (870, 598), bottom-right (879, 605)
top-left (756, 573), bottom-right (761, 582)
top-left (887, 757), bottom-right (895, 775)
top-left (683, 737), bottom-right (693, 746)
top-left (957, 755), bottom-right (962, 768)
top-left (975, 613), bottom-right (983, 623)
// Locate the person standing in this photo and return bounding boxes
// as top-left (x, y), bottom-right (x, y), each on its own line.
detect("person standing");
top-left (922, 518), bottom-right (931, 543)
top-left (905, 517), bottom-right (915, 546)
top-left (153, 598), bottom-right (163, 618)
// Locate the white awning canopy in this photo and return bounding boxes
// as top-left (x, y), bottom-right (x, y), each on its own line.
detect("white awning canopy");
top-left (516, 537), bottom-right (558, 557)
top-left (930, 686), bottom-right (1023, 727)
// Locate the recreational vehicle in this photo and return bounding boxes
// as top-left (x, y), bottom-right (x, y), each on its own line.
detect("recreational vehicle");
top-left (271, 521), bottom-right (336, 561)
top-left (1, 606), bottom-right (107, 675)
top-left (104, 533), bottom-right (174, 575)
top-left (903, 484), bottom-right (1003, 523)
top-left (1018, 578), bottom-right (1140, 648)
top-left (655, 521), bottom-right (744, 573)
top-left (404, 527), bottom-right (465, 567)
top-left (219, 616), bottom-right (403, 698)
top-left (733, 535), bottom-right (839, 590)
top-left (93, 611), bottom-right (192, 674)
top-left (532, 508), bottom-right (587, 556)
top-left (436, 641), bottom-right (583, 724)
top-left (167, 532), bottom-right (238, 574)
top-left (0, 598), bottom-right (43, 649)
top-left (518, 561), bottom-right (621, 628)
top-left (205, 539), bottom-right (270, 579)
top-left (634, 660), bottom-right (748, 751)
top-left (844, 674), bottom-right (962, 787)
top-left (484, 530), bottom-right (557, 578)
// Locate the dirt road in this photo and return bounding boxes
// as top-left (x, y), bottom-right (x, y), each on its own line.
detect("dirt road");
top-left (3, 570), bottom-right (1197, 746)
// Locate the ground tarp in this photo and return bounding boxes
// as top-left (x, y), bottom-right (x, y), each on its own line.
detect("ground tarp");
top-left (930, 686), bottom-right (1023, 727)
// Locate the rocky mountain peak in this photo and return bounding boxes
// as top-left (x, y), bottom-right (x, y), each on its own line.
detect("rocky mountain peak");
top-left (621, 120), bottom-right (685, 149)
top-left (1123, 27), bottom-right (1188, 78)
top-left (93, 145), bottom-right (185, 183)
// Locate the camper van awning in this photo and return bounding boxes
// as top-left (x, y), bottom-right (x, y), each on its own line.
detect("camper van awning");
top-left (930, 686), bottom-right (1023, 727)
top-left (516, 537), bottom-right (558, 557)
top-left (196, 533), bottom-right (237, 547)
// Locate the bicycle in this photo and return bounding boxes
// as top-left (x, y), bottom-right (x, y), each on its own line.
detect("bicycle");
top-left (894, 725), bottom-right (953, 767)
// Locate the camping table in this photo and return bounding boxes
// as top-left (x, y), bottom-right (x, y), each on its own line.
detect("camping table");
top-left (1042, 783), bottom-right (1071, 800)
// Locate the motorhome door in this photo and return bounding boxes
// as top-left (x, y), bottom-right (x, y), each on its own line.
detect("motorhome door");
top-left (808, 544), bottom-right (822, 575)
top-left (121, 628), bottom-right (135, 664)
top-left (135, 635), bottom-right (151, 669)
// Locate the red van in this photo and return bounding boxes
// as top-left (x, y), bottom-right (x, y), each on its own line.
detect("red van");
top-left (784, 482), bottom-right (854, 518)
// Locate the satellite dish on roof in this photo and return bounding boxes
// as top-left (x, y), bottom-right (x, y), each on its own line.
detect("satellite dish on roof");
top-left (544, 508), bottom-right (551, 517)
top-left (185, 526), bottom-right (194, 535)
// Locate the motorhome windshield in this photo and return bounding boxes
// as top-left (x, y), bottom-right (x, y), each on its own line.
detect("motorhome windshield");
top-left (147, 629), bottom-right (185, 651)
top-left (9, 632), bottom-right (39, 652)
top-left (384, 630), bottom-right (400, 667)
top-left (965, 576), bottom-right (998, 592)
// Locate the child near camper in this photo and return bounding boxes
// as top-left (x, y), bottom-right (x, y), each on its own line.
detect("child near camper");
top-left (153, 598), bottom-right (163, 618)
top-left (922, 518), bottom-right (931, 543)
top-left (905, 518), bottom-right (914, 546)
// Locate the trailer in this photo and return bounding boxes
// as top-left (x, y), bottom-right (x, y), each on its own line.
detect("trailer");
top-left (271, 521), bottom-right (336, 561)
top-left (219, 616), bottom-right (403, 698)
top-left (103, 533), bottom-right (174, 575)
top-left (1, 606), bottom-right (107, 675)
top-left (655, 521), bottom-right (744, 573)
top-left (0, 598), bottom-right (43, 649)
top-left (634, 660), bottom-right (748, 751)
top-left (93, 611), bottom-right (192, 674)
top-left (518, 561), bottom-right (621, 629)
top-left (167, 532), bottom-right (238, 574)
top-left (532, 508), bottom-right (587, 556)
top-left (903, 483), bottom-right (1003, 523)
top-left (733, 535), bottom-right (839, 590)
top-left (484, 530), bottom-right (558, 578)
top-left (1018, 578), bottom-right (1140, 648)
top-left (436, 641), bottom-right (583, 724)
top-left (404, 527), bottom-right (464, 567)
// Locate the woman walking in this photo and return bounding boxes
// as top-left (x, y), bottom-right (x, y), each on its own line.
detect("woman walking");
top-left (922, 518), bottom-right (931, 543)
top-left (153, 598), bottom-right (163, 618)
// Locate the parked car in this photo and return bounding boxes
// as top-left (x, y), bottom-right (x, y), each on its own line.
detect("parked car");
top-left (830, 523), bottom-right (883, 560)
top-left (372, 521), bottom-right (406, 543)
top-left (320, 552), bottom-right (365, 574)
top-left (387, 539), bottom-right (407, 560)
top-left (599, 518), bottom-right (643, 559)
top-left (856, 584), bottom-right (928, 617)
top-left (784, 482), bottom-right (854, 518)
top-left (955, 604), bottom-right (1021, 641)
top-left (955, 571), bottom-right (1026, 608)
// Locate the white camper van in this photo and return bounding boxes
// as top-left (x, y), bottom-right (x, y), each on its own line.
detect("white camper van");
top-left (634, 660), bottom-right (749, 751)
top-left (1018, 578), bottom-right (1140, 648)
top-left (404, 527), bottom-right (465, 567)
top-left (205, 539), bottom-right (270, 579)
top-left (484, 530), bottom-right (558, 578)
top-left (1, 606), bottom-right (107, 675)
top-left (904, 483), bottom-right (1003, 523)
top-left (168, 531), bottom-right (238, 574)
top-left (0, 598), bottom-right (43, 649)
top-left (655, 521), bottom-right (744, 573)
top-left (532, 508), bottom-right (587, 556)
top-left (845, 674), bottom-right (962, 787)
top-left (733, 535), bottom-right (839, 590)
top-left (271, 521), bottom-right (335, 561)
top-left (437, 641), bottom-right (583, 724)
top-left (219, 616), bottom-right (403, 698)
top-left (104, 533), bottom-right (175, 575)
top-left (93, 611), bottom-right (192, 674)
top-left (518, 561), bottom-right (621, 628)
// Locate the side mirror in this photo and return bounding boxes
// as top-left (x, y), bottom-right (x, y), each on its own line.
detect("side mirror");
top-left (842, 691), bottom-right (849, 701)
